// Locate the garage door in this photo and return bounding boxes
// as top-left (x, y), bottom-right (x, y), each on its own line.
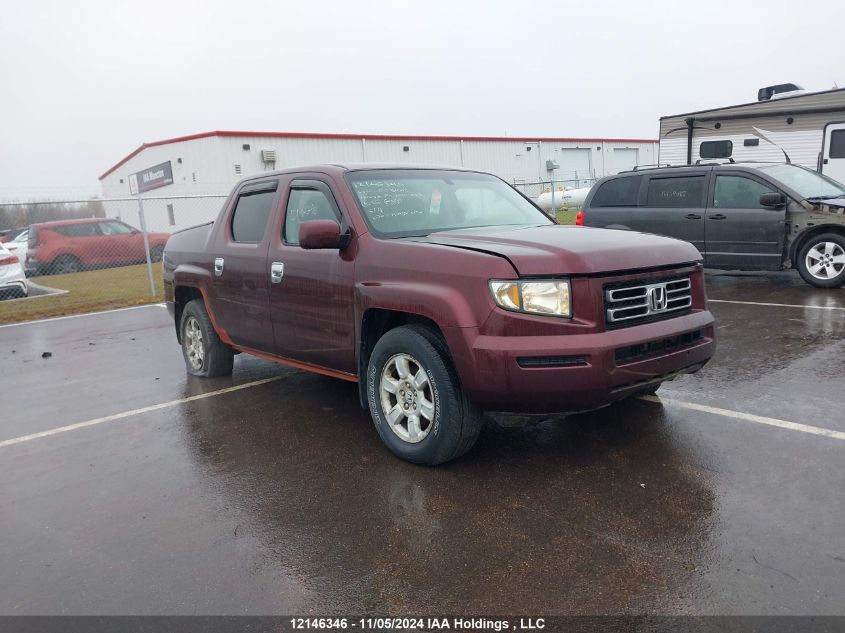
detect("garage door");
top-left (613, 148), bottom-right (640, 173)
top-left (558, 148), bottom-right (593, 186)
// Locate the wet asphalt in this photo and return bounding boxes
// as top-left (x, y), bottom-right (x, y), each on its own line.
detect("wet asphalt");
top-left (0, 270), bottom-right (843, 616)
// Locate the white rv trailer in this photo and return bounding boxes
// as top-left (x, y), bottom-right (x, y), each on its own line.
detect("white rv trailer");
top-left (658, 86), bottom-right (845, 183)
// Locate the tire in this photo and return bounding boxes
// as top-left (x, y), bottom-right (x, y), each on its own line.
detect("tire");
top-left (179, 299), bottom-right (234, 377)
top-left (150, 244), bottom-right (164, 263)
top-left (366, 324), bottom-right (482, 465)
top-left (51, 255), bottom-right (81, 275)
top-left (796, 233), bottom-right (845, 288)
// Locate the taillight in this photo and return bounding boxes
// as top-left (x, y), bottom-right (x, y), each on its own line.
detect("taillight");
top-left (575, 210), bottom-right (585, 226)
top-left (0, 255), bottom-right (19, 266)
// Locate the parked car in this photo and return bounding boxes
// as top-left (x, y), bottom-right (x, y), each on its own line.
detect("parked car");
top-left (0, 242), bottom-right (27, 299)
top-left (5, 229), bottom-right (29, 267)
top-left (580, 162), bottom-right (845, 288)
top-left (164, 164), bottom-right (715, 465)
top-left (26, 218), bottom-right (170, 276)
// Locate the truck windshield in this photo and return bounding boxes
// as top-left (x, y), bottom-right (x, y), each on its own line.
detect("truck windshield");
top-left (346, 170), bottom-right (552, 238)
top-left (757, 164), bottom-right (845, 200)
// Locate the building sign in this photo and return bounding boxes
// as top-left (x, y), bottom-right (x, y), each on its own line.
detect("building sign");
top-left (129, 161), bottom-right (174, 194)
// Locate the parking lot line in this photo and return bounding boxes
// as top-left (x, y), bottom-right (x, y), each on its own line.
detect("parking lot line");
top-left (0, 376), bottom-right (285, 449)
top-left (709, 299), bottom-right (845, 311)
top-left (640, 395), bottom-right (845, 441)
top-left (0, 303), bottom-right (167, 329)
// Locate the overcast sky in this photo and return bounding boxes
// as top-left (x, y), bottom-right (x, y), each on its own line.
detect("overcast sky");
top-left (1, 0), bottom-right (842, 198)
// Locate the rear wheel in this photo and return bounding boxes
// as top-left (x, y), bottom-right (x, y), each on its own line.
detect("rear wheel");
top-left (51, 255), bottom-right (81, 275)
top-left (796, 233), bottom-right (845, 288)
top-left (180, 299), bottom-right (234, 377)
top-left (367, 325), bottom-right (482, 465)
top-left (149, 244), bottom-right (164, 262)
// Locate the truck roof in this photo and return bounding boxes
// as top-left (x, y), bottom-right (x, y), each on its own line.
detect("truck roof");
top-left (236, 163), bottom-right (494, 182)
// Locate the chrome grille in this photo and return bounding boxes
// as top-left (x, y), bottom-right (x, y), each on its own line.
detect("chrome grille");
top-left (605, 277), bottom-right (691, 326)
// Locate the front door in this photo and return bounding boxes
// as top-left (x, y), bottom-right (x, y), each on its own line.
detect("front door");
top-left (267, 177), bottom-right (356, 374)
top-left (208, 178), bottom-right (279, 350)
top-left (96, 220), bottom-right (143, 263)
top-left (704, 172), bottom-right (786, 270)
top-left (821, 123), bottom-right (845, 184)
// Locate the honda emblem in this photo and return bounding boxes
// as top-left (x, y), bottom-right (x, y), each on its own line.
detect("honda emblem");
top-left (647, 285), bottom-right (668, 312)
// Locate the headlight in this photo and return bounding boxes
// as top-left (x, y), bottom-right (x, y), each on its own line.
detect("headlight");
top-left (489, 279), bottom-right (571, 317)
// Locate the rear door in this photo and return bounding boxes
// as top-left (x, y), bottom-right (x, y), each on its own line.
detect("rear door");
top-left (821, 123), bottom-right (845, 184)
top-left (208, 178), bottom-right (280, 350)
top-left (703, 170), bottom-right (786, 270)
top-left (635, 172), bottom-right (708, 252)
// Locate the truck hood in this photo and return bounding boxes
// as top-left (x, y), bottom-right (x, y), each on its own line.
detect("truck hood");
top-left (413, 224), bottom-right (702, 275)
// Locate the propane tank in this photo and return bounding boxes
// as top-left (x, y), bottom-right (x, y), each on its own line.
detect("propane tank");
top-left (535, 186), bottom-right (592, 212)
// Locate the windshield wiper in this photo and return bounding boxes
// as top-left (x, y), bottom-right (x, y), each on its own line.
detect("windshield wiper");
top-left (806, 194), bottom-right (844, 201)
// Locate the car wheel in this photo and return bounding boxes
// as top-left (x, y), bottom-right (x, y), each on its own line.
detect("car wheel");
top-left (150, 245), bottom-right (164, 263)
top-left (180, 299), bottom-right (234, 377)
top-left (796, 233), bottom-right (845, 288)
top-left (51, 255), bottom-right (81, 275)
top-left (367, 324), bottom-right (482, 465)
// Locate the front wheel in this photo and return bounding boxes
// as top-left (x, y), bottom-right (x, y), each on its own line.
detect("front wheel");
top-left (367, 325), bottom-right (482, 465)
top-left (180, 299), bottom-right (234, 377)
top-left (796, 233), bottom-right (845, 288)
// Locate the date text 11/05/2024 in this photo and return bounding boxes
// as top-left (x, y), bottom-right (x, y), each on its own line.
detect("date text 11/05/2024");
top-left (289, 617), bottom-right (546, 630)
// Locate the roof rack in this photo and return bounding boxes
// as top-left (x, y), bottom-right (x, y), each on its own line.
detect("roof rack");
top-left (630, 163), bottom-right (671, 171)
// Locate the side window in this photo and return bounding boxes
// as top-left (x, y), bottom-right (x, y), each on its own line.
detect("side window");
top-left (830, 130), bottom-right (845, 159)
top-left (590, 175), bottom-right (642, 207)
top-left (284, 187), bottom-right (340, 245)
top-left (56, 223), bottom-right (99, 237)
top-left (231, 185), bottom-right (276, 243)
top-left (713, 175), bottom-right (775, 209)
top-left (646, 176), bottom-right (705, 208)
top-left (99, 221), bottom-right (133, 235)
top-left (700, 140), bottom-right (733, 159)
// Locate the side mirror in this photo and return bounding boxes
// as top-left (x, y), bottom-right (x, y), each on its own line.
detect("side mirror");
top-left (299, 220), bottom-right (347, 250)
top-left (760, 192), bottom-right (786, 208)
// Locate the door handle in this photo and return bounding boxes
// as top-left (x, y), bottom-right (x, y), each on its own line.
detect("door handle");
top-left (214, 257), bottom-right (224, 277)
top-left (709, 214), bottom-right (727, 220)
top-left (684, 213), bottom-right (702, 219)
top-left (270, 261), bottom-right (284, 284)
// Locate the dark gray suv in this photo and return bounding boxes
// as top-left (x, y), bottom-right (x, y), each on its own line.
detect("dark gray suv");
top-left (581, 162), bottom-right (845, 288)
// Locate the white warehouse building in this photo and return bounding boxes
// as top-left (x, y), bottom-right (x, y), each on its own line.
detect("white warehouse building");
top-left (99, 130), bottom-right (657, 232)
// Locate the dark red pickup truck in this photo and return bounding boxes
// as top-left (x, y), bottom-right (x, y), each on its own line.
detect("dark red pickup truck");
top-left (164, 165), bottom-right (715, 464)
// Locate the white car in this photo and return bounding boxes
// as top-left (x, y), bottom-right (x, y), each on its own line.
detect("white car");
top-left (0, 242), bottom-right (27, 299)
top-left (4, 229), bottom-right (28, 264)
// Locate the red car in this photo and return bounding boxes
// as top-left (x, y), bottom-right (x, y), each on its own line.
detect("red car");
top-left (26, 218), bottom-right (170, 275)
top-left (164, 165), bottom-right (715, 465)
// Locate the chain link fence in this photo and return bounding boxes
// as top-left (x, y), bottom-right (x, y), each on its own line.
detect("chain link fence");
top-left (511, 175), bottom-right (598, 202)
top-left (0, 194), bottom-right (227, 324)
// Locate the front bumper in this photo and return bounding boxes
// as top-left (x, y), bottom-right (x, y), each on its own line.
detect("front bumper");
top-left (444, 310), bottom-right (715, 413)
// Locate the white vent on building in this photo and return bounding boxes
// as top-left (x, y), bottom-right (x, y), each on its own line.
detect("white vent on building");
top-left (234, 163), bottom-right (242, 176)
top-left (261, 150), bottom-right (277, 164)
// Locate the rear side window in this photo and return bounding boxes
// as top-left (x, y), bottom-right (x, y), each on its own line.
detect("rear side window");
top-left (590, 175), bottom-right (642, 207)
top-left (713, 175), bottom-right (775, 209)
top-left (646, 176), bottom-right (705, 208)
top-left (231, 185), bottom-right (277, 243)
top-left (700, 140), bottom-right (733, 159)
top-left (830, 129), bottom-right (845, 159)
top-left (55, 223), bottom-right (99, 237)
